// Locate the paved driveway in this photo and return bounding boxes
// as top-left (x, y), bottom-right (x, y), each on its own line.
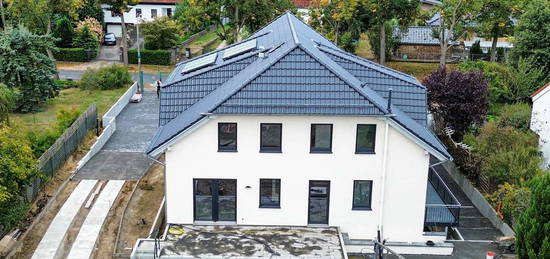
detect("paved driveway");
top-left (73, 91), bottom-right (159, 180)
top-left (97, 43), bottom-right (121, 61)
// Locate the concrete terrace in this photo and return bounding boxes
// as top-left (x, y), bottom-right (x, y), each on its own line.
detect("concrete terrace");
top-left (74, 90), bottom-right (159, 180)
top-left (134, 225), bottom-right (346, 259)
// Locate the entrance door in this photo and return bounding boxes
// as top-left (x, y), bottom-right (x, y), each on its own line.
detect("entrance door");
top-left (308, 181), bottom-right (330, 224)
top-left (194, 179), bottom-right (236, 222)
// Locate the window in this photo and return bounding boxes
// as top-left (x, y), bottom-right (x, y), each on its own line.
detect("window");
top-left (135, 8), bottom-right (142, 18)
top-left (151, 9), bottom-right (157, 18)
top-left (260, 179), bottom-right (281, 208)
top-left (352, 180), bottom-right (373, 210)
top-left (356, 124), bottom-right (376, 153)
top-left (310, 124), bottom-right (333, 153)
top-left (218, 123), bottom-right (237, 152)
top-left (167, 8), bottom-right (173, 17)
top-left (260, 123), bottom-right (282, 152)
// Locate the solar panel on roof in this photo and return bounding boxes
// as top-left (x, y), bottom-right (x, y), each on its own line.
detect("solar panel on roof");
top-left (223, 39), bottom-right (257, 59)
top-left (182, 53), bottom-right (218, 73)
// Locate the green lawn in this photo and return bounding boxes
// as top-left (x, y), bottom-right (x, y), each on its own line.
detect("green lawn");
top-left (11, 87), bottom-right (127, 130)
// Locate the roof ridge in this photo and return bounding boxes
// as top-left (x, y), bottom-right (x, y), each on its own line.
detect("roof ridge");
top-left (286, 12), bottom-right (301, 45)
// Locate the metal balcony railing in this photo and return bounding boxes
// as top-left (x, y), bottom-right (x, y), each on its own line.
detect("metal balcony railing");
top-left (425, 167), bottom-right (461, 227)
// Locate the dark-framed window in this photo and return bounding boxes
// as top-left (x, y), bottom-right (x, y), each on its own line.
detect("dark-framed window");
top-left (259, 179), bottom-right (281, 208)
top-left (352, 180), bottom-right (373, 210)
top-left (356, 124), bottom-right (376, 153)
top-left (135, 8), bottom-right (142, 18)
top-left (151, 9), bottom-right (157, 18)
top-left (260, 123), bottom-right (282, 152)
top-left (167, 8), bottom-right (173, 17)
top-left (310, 124), bottom-right (333, 153)
top-left (218, 123), bottom-right (237, 152)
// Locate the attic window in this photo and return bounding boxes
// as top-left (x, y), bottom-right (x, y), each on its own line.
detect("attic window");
top-left (223, 39), bottom-right (257, 59)
top-left (182, 53), bottom-right (218, 74)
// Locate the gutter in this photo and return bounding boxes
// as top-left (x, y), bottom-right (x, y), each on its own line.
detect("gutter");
top-left (377, 118), bottom-right (391, 240)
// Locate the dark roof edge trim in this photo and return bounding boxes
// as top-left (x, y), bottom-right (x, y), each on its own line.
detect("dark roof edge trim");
top-left (388, 118), bottom-right (451, 161)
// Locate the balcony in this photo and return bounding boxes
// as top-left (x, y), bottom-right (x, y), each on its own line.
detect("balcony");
top-left (425, 167), bottom-right (461, 227)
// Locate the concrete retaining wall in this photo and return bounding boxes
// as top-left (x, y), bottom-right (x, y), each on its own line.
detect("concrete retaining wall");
top-left (103, 82), bottom-right (138, 128)
top-left (443, 162), bottom-right (515, 237)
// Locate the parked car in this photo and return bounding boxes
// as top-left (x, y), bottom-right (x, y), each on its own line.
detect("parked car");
top-left (104, 33), bottom-right (117, 45)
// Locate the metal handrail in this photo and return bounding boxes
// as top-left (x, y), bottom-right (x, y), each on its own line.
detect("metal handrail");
top-left (428, 167), bottom-right (461, 206)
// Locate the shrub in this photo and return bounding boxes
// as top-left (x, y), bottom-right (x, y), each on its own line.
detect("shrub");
top-left (26, 129), bottom-right (59, 158)
top-left (496, 103), bottom-right (532, 131)
top-left (424, 66), bottom-right (489, 140)
top-left (506, 58), bottom-right (547, 103)
top-left (53, 79), bottom-right (79, 89)
top-left (470, 122), bottom-right (542, 188)
top-left (80, 65), bottom-right (132, 90)
top-left (0, 84), bottom-right (17, 125)
top-left (486, 183), bottom-right (531, 226)
top-left (76, 17), bottom-right (103, 43)
top-left (457, 61), bottom-right (511, 104)
top-left (515, 173), bottom-right (550, 259)
top-left (53, 48), bottom-right (93, 62)
top-left (141, 16), bottom-right (180, 50)
top-left (73, 26), bottom-right (99, 58)
top-left (128, 49), bottom-right (171, 65)
top-left (52, 16), bottom-right (73, 48)
top-left (469, 40), bottom-right (484, 60)
top-left (55, 108), bottom-right (81, 133)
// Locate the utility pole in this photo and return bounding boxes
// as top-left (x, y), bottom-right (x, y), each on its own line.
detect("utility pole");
top-left (136, 15), bottom-right (144, 94)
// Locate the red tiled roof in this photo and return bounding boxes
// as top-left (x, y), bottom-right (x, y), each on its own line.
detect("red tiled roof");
top-left (291, 0), bottom-right (314, 8)
top-left (532, 82), bottom-right (550, 98)
top-left (139, 0), bottom-right (179, 4)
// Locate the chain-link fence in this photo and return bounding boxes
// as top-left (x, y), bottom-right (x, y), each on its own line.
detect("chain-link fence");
top-left (25, 104), bottom-right (98, 201)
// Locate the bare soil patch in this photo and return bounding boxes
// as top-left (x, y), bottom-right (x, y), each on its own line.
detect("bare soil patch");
top-left (10, 132), bottom-right (97, 259)
top-left (93, 160), bottom-right (164, 259)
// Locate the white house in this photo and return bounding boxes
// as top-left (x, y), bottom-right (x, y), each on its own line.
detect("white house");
top-left (141, 12), bottom-right (459, 258)
top-left (531, 82), bottom-right (550, 169)
top-left (102, 0), bottom-right (179, 37)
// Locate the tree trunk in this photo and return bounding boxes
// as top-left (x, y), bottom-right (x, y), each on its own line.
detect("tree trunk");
top-left (0, 0), bottom-right (6, 30)
top-left (439, 28), bottom-right (447, 66)
top-left (379, 23), bottom-right (386, 65)
top-left (233, 5), bottom-right (239, 43)
top-left (490, 35), bottom-right (498, 62)
top-left (121, 13), bottom-right (129, 65)
top-left (46, 17), bottom-right (60, 80)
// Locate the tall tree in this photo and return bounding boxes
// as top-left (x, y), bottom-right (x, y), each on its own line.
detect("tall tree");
top-left (309, 0), bottom-right (369, 52)
top-left (432, 0), bottom-right (480, 65)
top-left (102, 0), bottom-right (138, 65)
top-left (476, 0), bottom-right (522, 62)
top-left (364, 0), bottom-right (420, 65)
top-left (141, 16), bottom-right (180, 50)
top-left (0, 26), bottom-right (59, 112)
top-left (52, 16), bottom-right (74, 48)
top-left (175, 0), bottom-right (293, 44)
top-left (511, 0), bottom-right (550, 75)
top-left (78, 0), bottom-right (104, 23)
top-left (0, 0), bottom-right (6, 30)
top-left (515, 173), bottom-right (550, 259)
top-left (0, 84), bottom-right (16, 125)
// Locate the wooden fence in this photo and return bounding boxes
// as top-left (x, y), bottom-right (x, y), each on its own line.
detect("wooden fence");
top-left (25, 104), bottom-right (98, 201)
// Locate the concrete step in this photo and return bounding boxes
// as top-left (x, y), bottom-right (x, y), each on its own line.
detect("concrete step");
top-left (67, 180), bottom-right (125, 259)
top-left (32, 180), bottom-right (98, 259)
top-left (459, 216), bottom-right (494, 229)
top-left (458, 227), bottom-right (503, 241)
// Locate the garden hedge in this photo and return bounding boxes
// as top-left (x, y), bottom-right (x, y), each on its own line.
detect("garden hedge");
top-left (128, 49), bottom-right (171, 65)
top-left (53, 48), bottom-right (97, 62)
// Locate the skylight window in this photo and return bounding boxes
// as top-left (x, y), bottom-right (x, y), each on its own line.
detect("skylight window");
top-left (182, 53), bottom-right (218, 73)
top-left (223, 39), bottom-right (257, 59)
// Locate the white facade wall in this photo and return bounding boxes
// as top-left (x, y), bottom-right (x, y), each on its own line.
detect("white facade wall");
top-left (103, 4), bottom-right (175, 37)
top-left (531, 86), bottom-right (550, 169)
top-left (164, 115), bottom-right (435, 243)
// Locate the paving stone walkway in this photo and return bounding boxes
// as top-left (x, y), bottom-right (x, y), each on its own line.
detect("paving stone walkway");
top-left (74, 90), bottom-right (159, 180)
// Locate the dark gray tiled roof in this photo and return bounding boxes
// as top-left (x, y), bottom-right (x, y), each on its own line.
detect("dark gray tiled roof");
top-left (395, 26), bottom-right (440, 45)
top-left (147, 12), bottom-right (450, 160)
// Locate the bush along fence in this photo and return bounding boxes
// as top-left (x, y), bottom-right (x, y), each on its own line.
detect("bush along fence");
top-left (26, 104), bottom-right (98, 201)
top-left (128, 49), bottom-right (173, 66)
top-left (53, 48), bottom-right (98, 62)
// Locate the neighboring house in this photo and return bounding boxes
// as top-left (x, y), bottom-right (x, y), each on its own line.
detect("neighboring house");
top-left (531, 82), bottom-right (550, 169)
top-left (290, 0), bottom-right (315, 22)
top-left (421, 0), bottom-right (442, 11)
top-left (102, 0), bottom-right (178, 37)
top-left (394, 26), bottom-right (461, 61)
top-left (463, 37), bottom-right (514, 54)
top-left (145, 12), bottom-right (458, 256)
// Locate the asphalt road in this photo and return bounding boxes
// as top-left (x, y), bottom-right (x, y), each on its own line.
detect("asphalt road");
top-left (58, 70), bottom-right (163, 85)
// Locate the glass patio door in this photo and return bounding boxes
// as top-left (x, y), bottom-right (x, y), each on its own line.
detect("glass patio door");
top-left (308, 181), bottom-right (330, 224)
top-left (194, 179), bottom-right (236, 222)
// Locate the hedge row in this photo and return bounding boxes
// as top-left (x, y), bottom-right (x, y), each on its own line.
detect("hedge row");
top-left (53, 48), bottom-right (97, 62)
top-left (128, 49), bottom-right (171, 66)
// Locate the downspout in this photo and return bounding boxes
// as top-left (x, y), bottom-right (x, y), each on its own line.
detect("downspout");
top-left (377, 118), bottom-right (390, 241)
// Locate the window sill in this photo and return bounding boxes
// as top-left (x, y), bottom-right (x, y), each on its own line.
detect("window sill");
top-left (259, 206), bottom-right (281, 209)
top-left (310, 150), bottom-right (332, 154)
top-left (352, 207), bottom-right (372, 211)
top-left (355, 151), bottom-right (375, 154)
top-left (218, 149), bottom-right (238, 153)
top-left (259, 150), bottom-right (282, 153)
